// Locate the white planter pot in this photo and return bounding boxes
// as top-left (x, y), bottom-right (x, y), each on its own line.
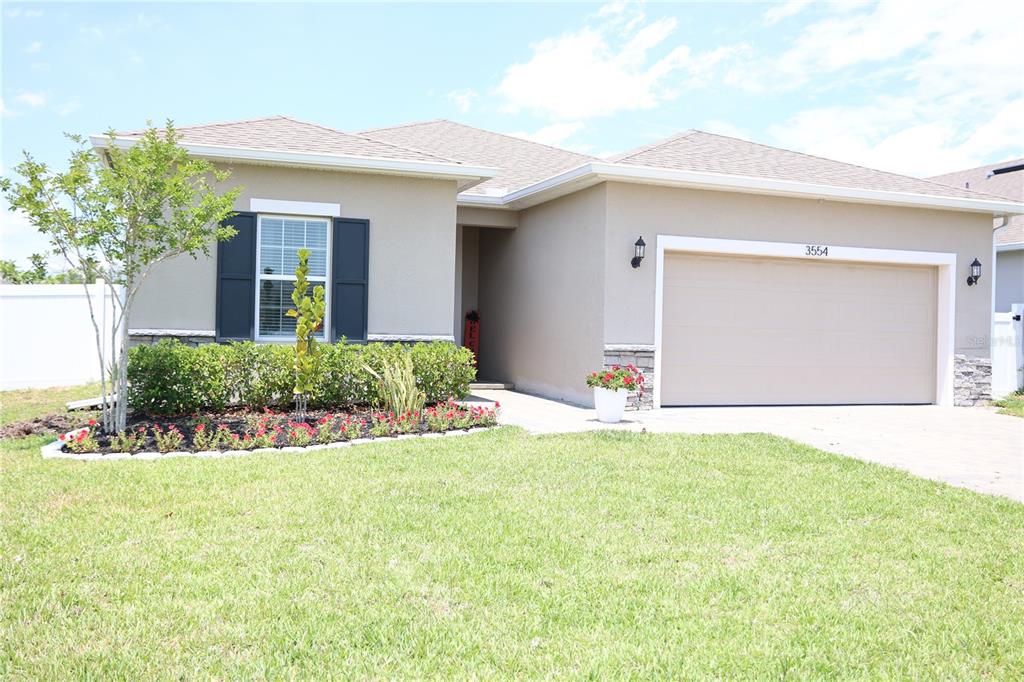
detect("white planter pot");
top-left (593, 386), bottom-right (628, 423)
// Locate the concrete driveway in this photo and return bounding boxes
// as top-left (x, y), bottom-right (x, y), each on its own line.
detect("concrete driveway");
top-left (471, 390), bottom-right (1024, 502)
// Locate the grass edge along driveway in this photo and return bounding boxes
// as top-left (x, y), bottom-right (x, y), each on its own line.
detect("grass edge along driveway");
top-left (2, 428), bottom-right (1022, 678)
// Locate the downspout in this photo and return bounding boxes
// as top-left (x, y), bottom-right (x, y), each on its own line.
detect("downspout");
top-left (990, 214), bottom-right (1005, 368)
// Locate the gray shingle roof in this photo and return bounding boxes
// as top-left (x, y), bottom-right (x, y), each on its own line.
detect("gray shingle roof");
top-left (360, 119), bottom-right (598, 196)
top-left (610, 130), bottom-right (1009, 202)
top-left (114, 117), bottom-right (1021, 216)
top-left (119, 115), bottom-right (457, 164)
top-left (929, 159), bottom-right (1024, 245)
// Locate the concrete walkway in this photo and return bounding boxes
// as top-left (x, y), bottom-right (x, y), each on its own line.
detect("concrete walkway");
top-left (471, 389), bottom-right (1024, 502)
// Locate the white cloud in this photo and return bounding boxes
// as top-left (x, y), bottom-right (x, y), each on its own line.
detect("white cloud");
top-left (498, 1), bottom-right (744, 120)
top-left (507, 122), bottom-right (586, 147)
top-left (762, 0), bottom-right (811, 26)
top-left (446, 89), bottom-right (478, 114)
top-left (55, 98), bottom-right (82, 117)
top-left (760, 0), bottom-right (1024, 175)
top-left (26, 41), bottom-right (43, 54)
top-left (80, 26), bottom-right (104, 39)
top-left (14, 92), bottom-right (46, 108)
top-left (5, 8), bottom-right (44, 19)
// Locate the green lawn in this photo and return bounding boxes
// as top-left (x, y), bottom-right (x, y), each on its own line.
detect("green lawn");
top-left (2, 429), bottom-right (1022, 678)
top-left (994, 391), bottom-right (1024, 418)
top-left (0, 382), bottom-right (100, 426)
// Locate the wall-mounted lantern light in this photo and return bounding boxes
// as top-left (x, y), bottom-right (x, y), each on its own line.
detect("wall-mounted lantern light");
top-left (966, 258), bottom-right (982, 286)
top-left (631, 236), bottom-right (646, 269)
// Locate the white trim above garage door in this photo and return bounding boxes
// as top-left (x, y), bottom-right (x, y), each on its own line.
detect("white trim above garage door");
top-left (652, 236), bottom-right (957, 408)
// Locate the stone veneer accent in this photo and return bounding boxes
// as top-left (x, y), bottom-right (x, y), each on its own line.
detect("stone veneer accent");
top-left (603, 344), bottom-right (655, 410)
top-left (953, 354), bottom-right (992, 406)
top-left (127, 330), bottom-right (216, 349)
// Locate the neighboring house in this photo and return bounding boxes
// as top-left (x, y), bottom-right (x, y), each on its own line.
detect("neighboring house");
top-left (929, 159), bottom-right (1024, 313)
top-left (92, 117), bottom-right (1024, 408)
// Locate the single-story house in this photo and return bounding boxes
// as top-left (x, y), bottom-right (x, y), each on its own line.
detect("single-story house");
top-left (93, 117), bottom-right (1024, 408)
top-left (929, 159), bottom-right (1024, 313)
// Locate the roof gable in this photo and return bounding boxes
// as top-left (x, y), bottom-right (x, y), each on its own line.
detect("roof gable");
top-left (929, 159), bottom-right (1024, 245)
top-left (119, 115), bottom-right (456, 164)
top-left (610, 130), bottom-right (1008, 202)
top-left (360, 119), bottom-right (597, 195)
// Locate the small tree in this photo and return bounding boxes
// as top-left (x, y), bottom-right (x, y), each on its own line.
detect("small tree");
top-left (0, 122), bottom-right (241, 432)
top-left (286, 248), bottom-right (326, 419)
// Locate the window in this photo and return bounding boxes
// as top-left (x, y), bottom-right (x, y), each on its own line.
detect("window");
top-left (255, 215), bottom-right (330, 340)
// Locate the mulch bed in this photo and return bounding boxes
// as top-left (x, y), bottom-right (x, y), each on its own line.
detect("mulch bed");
top-left (45, 403), bottom-right (498, 455)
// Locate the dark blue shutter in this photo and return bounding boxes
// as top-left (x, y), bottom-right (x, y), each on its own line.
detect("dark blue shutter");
top-left (331, 217), bottom-right (369, 342)
top-left (215, 212), bottom-right (257, 341)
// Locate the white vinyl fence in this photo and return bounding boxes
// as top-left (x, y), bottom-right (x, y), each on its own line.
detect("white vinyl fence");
top-left (0, 281), bottom-right (122, 390)
top-left (992, 303), bottom-right (1024, 400)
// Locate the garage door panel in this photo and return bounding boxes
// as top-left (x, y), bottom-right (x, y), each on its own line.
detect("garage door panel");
top-left (661, 253), bottom-right (937, 405)
top-left (671, 365), bottom-right (933, 405)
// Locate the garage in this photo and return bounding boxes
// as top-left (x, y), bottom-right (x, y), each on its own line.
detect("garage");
top-left (659, 251), bottom-right (938, 406)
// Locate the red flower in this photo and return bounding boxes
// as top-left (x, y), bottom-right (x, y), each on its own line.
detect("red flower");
top-left (195, 423), bottom-right (206, 431)
top-left (59, 434), bottom-right (66, 441)
top-left (88, 419), bottom-right (97, 426)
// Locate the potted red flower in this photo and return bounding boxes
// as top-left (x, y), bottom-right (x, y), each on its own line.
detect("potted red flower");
top-left (585, 364), bottom-right (645, 423)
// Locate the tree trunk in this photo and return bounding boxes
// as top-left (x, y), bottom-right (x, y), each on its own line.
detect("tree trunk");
top-left (115, 288), bottom-right (130, 432)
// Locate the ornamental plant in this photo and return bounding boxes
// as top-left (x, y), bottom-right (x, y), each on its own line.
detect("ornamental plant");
top-left (227, 432), bottom-right (257, 450)
top-left (586, 364), bottom-right (646, 393)
top-left (315, 415), bottom-right (336, 444)
top-left (369, 413), bottom-right (396, 438)
top-left (339, 416), bottom-right (364, 440)
top-left (423, 401), bottom-right (500, 432)
top-left (60, 420), bottom-right (100, 453)
top-left (251, 426), bottom-right (277, 449)
top-left (286, 421), bottom-right (315, 447)
top-left (192, 423), bottom-right (231, 451)
top-left (286, 249), bottom-right (326, 419)
top-left (364, 352), bottom-right (425, 416)
top-left (109, 427), bottom-right (146, 453)
top-left (151, 424), bottom-right (184, 453)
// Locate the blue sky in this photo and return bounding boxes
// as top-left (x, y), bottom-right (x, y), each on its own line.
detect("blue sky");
top-left (3, 0), bottom-right (1023, 264)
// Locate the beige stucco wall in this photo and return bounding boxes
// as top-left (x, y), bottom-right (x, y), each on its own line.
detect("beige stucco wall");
top-left (130, 164), bottom-right (459, 337)
top-left (604, 182), bottom-right (996, 358)
top-left (995, 249), bottom-right (1024, 313)
top-left (477, 185), bottom-right (606, 404)
top-left (457, 205), bottom-right (520, 228)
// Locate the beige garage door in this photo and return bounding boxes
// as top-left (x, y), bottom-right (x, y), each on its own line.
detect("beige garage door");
top-left (661, 252), bottom-right (937, 406)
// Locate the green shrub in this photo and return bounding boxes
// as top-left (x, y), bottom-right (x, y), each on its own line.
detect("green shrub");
top-left (127, 339), bottom-right (227, 415)
top-left (127, 339), bottom-right (476, 415)
top-left (410, 341), bottom-right (476, 403)
top-left (223, 342), bottom-right (292, 408)
top-left (313, 342), bottom-right (370, 407)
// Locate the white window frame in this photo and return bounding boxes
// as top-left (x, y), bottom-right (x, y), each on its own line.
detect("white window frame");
top-left (254, 213), bottom-right (332, 343)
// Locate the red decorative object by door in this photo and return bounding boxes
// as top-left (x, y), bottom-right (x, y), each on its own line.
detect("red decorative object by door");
top-left (464, 310), bottom-right (480, 364)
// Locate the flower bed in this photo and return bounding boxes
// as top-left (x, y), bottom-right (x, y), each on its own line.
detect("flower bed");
top-left (47, 401), bottom-right (500, 460)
